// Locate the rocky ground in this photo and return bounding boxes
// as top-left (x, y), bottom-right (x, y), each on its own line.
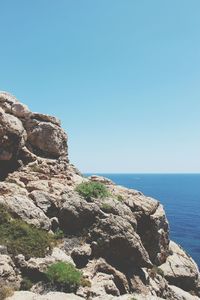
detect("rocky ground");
top-left (0, 92), bottom-right (199, 300)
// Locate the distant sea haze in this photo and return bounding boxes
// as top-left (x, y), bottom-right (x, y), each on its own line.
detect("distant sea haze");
top-left (85, 173), bottom-right (200, 268)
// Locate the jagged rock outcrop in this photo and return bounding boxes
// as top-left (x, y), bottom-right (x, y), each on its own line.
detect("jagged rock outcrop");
top-left (0, 92), bottom-right (199, 300)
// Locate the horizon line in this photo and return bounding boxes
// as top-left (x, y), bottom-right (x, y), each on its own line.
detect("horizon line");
top-left (83, 172), bottom-right (200, 175)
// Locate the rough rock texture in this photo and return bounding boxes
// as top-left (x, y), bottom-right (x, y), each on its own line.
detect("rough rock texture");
top-left (0, 91), bottom-right (68, 181)
top-left (0, 92), bottom-right (199, 300)
top-left (7, 291), bottom-right (83, 300)
top-left (89, 214), bottom-right (152, 268)
top-left (160, 241), bottom-right (200, 294)
top-left (0, 254), bottom-right (21, 289)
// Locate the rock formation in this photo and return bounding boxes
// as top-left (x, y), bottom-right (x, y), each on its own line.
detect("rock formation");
top-left (0, 91), bottom-right (199, 300)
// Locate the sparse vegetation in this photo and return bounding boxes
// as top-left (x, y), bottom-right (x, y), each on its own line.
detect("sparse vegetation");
top-left (101, 202), bottom-right (112, 212)
top-left (116, 194), bottom-right (124, 202)
top-left (45, 262), bottom-right (82, 292)
top-left (0, 285), bottom-right (14, 299)
top-left (0, 205), bottom-right (54, 259)
top-left (80, 277), bottom-right (92, 287)
top-left (20, 277), bottom-right (34, 291)
top-left (75, 181), bottom-right (110, 201)
top-left (149, 265), bottom-right (164, 278)
top-left (0, 204), bottom-right (11, 224)
top-left (54, 229), bottom-right (65, 240)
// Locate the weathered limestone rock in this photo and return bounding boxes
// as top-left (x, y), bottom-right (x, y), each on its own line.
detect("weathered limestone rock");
top-left (71, 243), bottom-right (92, 268)
top-left (0, 107), bottom-right (26, 162)
top-left (59, 191), bottom-right (102, 234)
top-left (0, 254), bottom-right (21, 289)
top-left (90, 176), bottom-right (169, 265)
top-left (89, 214), bottom-right (152, 268)
top-left (0, 194), bottom-right (51, 230)
top-left (93, 196), bottom-right (137, 229)
top-left (160, 241), bottom-right (200, 294)
top-left (15, 248), bottom-right (74, 277)
top-left (25, 119), bottom-right (67, 159)
top-left (7, 291), bottom-right (83, 300)
top-left (137, 203), bottom-right (169, 265)
top-left (0, 91), bottom-right (69, 181)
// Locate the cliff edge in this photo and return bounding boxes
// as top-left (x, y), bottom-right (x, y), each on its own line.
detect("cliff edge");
top-left (0, 92), bottom-right (199, 300)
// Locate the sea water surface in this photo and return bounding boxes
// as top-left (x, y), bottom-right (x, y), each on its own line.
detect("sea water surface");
top-left (86, 174), bottom-right (200, 268)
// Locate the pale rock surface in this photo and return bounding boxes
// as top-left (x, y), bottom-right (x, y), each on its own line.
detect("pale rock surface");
top-left (160, 241), bottom-right (200, 293)
top-left (15, 248), bottom-right (74, 273)
top-left (0, 194), bottom-right (51, 230)
top-left (89, 214), bottom-right (152, 268)
top-left (0, 255), bottom-right (21, 289)
top-left (7, 291), bottom-right (83, 300)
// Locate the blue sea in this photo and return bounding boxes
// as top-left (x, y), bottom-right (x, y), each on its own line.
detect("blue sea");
top-left (86, 174), bottom-right (200, 268)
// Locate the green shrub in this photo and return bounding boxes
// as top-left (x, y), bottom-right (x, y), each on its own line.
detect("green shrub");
top-left (75, 181), bottom-right (110, 201)
top-left (45, 262), bottom-right (82, 292)
top-left (0, 206), bottom-right (53, 259)
top-left (149, 265), bottom-right (164, 278)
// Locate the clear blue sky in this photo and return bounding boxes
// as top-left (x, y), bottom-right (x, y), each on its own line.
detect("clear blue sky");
top-left (1, 1), bottom-right (200, 173)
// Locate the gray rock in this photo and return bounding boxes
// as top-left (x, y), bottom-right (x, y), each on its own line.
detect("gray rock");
top-left (25, 120), bottom-right (67, 158)
top-left (0, 254), bottom-right (21, 289)
top-left (71, 243), bottom-right (92, 268)
top-left (89, 214), bottom-right (152, 268)
top-left (59, 191), bottom-right (102, 234)
top-left (7, 291), bottom-right (83, 300)
top-left (0, 107), bottom-right (26, 161)
top-left (160, 241), bottom-right (200, 295)
top-left (0, 194), bottom-right (51, 230)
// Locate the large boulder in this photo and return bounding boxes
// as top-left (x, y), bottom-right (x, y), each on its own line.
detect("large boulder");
top-left (59, 191), bottom-right (102, 234)
top-left (24, 119), bottom-right (67, 159)
top-left (160, 241), bottom-right (200, 295)
top-left (0, 194), bottom-right (51, 230)
top-left (89, 214), bottom-right (152, 269)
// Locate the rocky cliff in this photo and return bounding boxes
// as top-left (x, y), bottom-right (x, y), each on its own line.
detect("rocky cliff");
top-left (0, 92), bottom-right (199, 300)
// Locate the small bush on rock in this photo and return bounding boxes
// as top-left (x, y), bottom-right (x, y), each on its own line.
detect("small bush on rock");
top-left (75, 181), bottom-right (110, 201)
top-left (45, 262), bottom-right (82, 292)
